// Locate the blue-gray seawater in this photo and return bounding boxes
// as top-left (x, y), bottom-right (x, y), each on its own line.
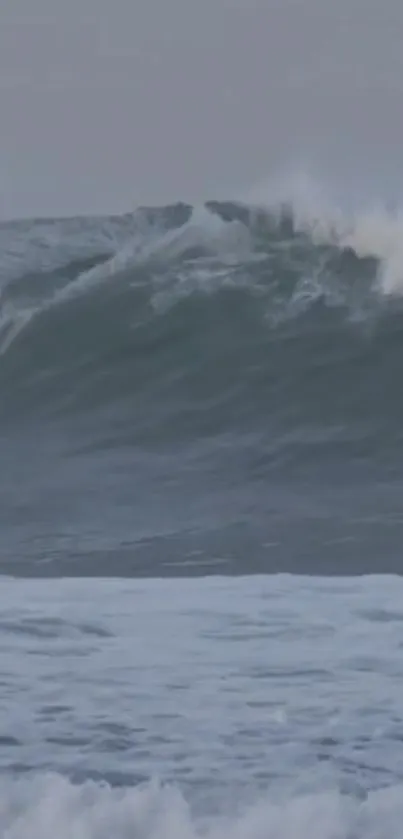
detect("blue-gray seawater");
top-left (1, 200), bottom-right (403, 836)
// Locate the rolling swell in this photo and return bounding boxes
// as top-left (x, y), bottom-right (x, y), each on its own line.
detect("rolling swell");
top-left (2, 199), bottom-right (403, 577)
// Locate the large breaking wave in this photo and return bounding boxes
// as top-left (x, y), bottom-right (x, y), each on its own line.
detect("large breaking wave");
top-left (3, 181), bottom-right (403, 575)
top-left (1, 188), bottom-right (402, 448)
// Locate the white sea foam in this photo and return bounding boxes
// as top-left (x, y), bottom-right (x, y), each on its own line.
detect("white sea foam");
top-left (0, 575), bottom-right (401, 820)
top-left (0, 773), bottom-right (401, 839)
top-left (57, 204), bottom-right (252, 299)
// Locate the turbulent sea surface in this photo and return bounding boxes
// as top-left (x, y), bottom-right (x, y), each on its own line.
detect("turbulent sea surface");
top-left (2, 194), bottom-right (403, 835)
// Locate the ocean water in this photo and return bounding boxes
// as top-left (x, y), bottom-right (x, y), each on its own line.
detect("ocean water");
top-left (2, 187), bottom-right (403, 835)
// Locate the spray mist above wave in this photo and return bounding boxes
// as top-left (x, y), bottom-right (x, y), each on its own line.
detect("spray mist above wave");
top-left (247, 170), bottom-right (403, 295)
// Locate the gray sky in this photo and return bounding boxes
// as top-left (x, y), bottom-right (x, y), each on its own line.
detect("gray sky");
top-left (2, 0), bottom-right (403, 218)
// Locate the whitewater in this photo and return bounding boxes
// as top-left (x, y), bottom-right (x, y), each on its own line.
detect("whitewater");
top-left (2, 179), bottom-right (403, 836)
top-left (2, 575), bottom-right (403, 839)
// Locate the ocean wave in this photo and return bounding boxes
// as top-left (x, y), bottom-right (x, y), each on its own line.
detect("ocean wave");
top-left (1, 191), bottom-right (403, 443)
top-left (0, 773), bottom-right (401, 839)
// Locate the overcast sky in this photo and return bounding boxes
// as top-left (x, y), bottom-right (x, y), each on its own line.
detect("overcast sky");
top-left (1, 0), bottom-right (403, 218)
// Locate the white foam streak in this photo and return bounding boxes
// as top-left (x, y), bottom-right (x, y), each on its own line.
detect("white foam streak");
top-left (0, 305), bottom-right (34, 356)
top-left (1, 774), bottom-right (402, 839)
top-left (62, 205), bottom-right (250, 296)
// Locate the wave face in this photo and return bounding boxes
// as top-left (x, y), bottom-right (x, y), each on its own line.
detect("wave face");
top-left (2, 192), bottom-right (403, 576)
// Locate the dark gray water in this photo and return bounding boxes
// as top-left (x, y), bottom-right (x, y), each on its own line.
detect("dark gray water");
top-left (1, 200), bottom-right (403, 577)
